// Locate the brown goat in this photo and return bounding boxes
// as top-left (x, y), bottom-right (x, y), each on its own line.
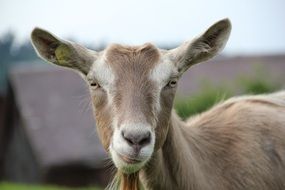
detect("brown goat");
top-left (31, 19), bottom-right (285, 190)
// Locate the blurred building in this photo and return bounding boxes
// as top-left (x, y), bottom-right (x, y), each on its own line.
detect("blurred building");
top-left (1, 65), bottom-right (112, 187)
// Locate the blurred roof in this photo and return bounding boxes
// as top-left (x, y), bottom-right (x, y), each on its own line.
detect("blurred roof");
top-left (9, 64), bottom-right (108, 168)
top-left (178, 54), bottom-right (285, 97)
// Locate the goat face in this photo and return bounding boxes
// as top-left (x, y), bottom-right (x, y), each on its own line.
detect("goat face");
top-left (87, 43), bottom-right (178, 174)
top-left (31, 18), bottom-right (231, 174)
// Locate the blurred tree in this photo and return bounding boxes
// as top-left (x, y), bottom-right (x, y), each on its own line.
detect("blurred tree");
top-left (0, 32), bottom-right (38, 95)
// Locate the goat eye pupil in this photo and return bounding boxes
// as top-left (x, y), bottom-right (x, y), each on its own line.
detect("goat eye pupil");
top-left (168, 80), bottom-right (177, 87)
top-left (166, 80), bottom-right (177, 88)
top-left (91, 82), bottom-right (98, 87)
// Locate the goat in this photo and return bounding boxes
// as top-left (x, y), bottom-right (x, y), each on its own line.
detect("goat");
top-left (31, 19), bottom-right (285, 190)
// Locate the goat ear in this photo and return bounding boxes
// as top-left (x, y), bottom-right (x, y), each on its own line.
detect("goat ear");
top-left (169, 18), bottom-right (231, 73)
top-left (31, 28), bottom-right (96, 75)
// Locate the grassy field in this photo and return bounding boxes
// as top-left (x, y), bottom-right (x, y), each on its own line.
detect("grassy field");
top-left (0, 183), bottom-right (101, 190)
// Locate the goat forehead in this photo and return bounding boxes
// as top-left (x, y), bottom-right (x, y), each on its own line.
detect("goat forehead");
top-left (104, 44), bottom-right (177, 87)
top-left (105, 43), bottom-right (160, 76)
top-left (90, 43), bottom-right (176, 92)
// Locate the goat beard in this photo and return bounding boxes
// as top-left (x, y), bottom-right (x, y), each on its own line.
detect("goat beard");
top-left (110, 170), bottom-right (141, 190)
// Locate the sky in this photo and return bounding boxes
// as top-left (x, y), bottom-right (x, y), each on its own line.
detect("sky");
top-left (0, 0), bottom-right (284, 55)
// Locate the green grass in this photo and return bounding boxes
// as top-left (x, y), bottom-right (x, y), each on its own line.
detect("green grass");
top-left (175, 77), bottom-right (281, 119)
top-left (238, 66), bottom-right (281, 95)
top-left (175, 85), bottom-right (232, 120)
top-left (0, 183), bottom-right (101, 190)
top-left (239, 77), bottom-right (280, 95)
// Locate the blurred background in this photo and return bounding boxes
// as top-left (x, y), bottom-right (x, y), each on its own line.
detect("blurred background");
top-left (0, 0), bottom-right (284, 189)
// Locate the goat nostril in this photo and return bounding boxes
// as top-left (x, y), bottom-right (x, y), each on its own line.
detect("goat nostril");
top-left (122, 130), bottom-right (135, 145)
top-left (138, 131), bottom-right (151, 146)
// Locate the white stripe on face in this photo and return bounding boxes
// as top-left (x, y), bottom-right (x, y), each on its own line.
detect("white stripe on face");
top-left (89, 53), bottom-right (115, 90)
top-left (149, 57), bottom-right (178, 112)
top-left (150, 58), bottom-right (177, 88)
top-left (88, 53), bottom-right (116, 107)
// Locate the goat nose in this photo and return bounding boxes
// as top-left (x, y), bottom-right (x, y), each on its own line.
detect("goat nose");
top-left (121, 130), bottom-right (151, 149)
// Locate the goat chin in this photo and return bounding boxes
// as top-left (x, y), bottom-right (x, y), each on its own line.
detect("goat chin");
top-left (109, 145), bottom-right (150, 174)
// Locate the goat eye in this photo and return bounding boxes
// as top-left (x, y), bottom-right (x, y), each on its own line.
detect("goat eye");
top-left (167, 79), bottom-right (177, 88)
top-left (90, 82), bottom-right (100, 89)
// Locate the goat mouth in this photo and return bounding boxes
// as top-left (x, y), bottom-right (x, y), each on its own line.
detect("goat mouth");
top-left (117, 152), bottom-right (142, 164)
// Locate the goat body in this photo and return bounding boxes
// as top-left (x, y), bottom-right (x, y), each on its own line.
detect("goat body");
top-left (140, 92), bottom-right (285, 190)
